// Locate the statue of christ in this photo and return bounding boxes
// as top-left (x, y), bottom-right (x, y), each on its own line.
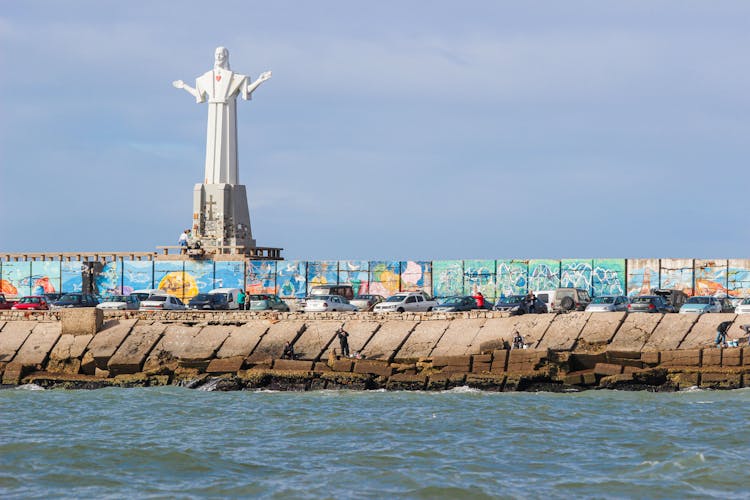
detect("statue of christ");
top-left (173, 47), bottom-right (271, 185)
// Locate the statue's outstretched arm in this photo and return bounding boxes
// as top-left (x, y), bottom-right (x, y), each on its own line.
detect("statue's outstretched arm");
top-left (242, 71), bottom-right (272, 100)
top-left (172, 80), bottom-right (204, 102)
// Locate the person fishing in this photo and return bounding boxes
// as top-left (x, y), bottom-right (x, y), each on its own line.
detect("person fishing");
top-left (512, 330), bottom-right (525, 350)
top-left (715, 321), bottom-right (732, 348)
top-left (336, 327), bottom-right (350, 357)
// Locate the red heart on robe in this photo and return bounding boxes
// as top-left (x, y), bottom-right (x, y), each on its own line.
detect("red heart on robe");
top-left (216, 75), bottom-right (222, 82)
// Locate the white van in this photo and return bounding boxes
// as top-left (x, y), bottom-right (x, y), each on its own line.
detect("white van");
top-left (535, 290), bottom-right (555, 313)
top-left (208, 288), bottom-right (242, 310)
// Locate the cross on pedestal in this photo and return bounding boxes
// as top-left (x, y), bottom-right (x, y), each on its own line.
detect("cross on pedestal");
top-left (205, 195), bottom-right (217, 221)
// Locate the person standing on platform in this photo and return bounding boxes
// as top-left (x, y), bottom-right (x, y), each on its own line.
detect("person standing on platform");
top-left (337, 327), bottom-right (350, 357)
top-left (473, 291), bottom-right (485, 309)
top-left (238, 289), bottom-right (246, 311)
top-left (178, 230), bottom-right (189, 253)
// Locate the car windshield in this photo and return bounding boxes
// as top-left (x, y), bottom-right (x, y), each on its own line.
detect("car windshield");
top-left (439, 297), bottom-right (463, 305)
top-left (57, 295), bottom-right (82, 304)
top-left (742, 298), bottom-right (750, 305)
top-left (310, 288), bottom-right (332, 296)
top-left (686, 297), bottom-right (710, 304)
top-left (592, 297), bottom-right (615, 304)
top-left (632, 296), bottom-right (655, 304)
top-left (192, 294), bottom-right (211, 301)
top-left (497, 295), bottom-right (524, 305)
top-left (146, 295), bottom-right (167, 302)
top-left (106, 296), bottom-right (127, 302)
top-left (210, 295), bottom-right (226, 303)
top-left (385, 295), bottom-right (406, 303)
top-left (132, 293), bottom-right (152, 301)
top-left (20, 297), bottom-right (40, 303)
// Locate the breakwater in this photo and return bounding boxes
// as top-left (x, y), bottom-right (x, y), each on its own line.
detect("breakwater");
top-left (1, 309), bottom-right (749, 391)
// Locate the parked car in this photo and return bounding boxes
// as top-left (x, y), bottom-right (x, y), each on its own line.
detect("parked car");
top-left (0, 294), bottom-right (13, 310)
top-left (434, 296), bottom-right (479, 312)
top-left (734, 298), bottom-right (750, 315)
top-left (44, 292), bottom-right (63, 304)
top-left (553, 288), bottom-right (592, 312)
top-left (97, 295), bottom-right (140, 310)
top-left (628, 295), bottom-right (674, 313)
top-left (651, 288), bottom-right (689, 311)
top-left (308, 285), bottom-right (354, 301)
top-left (51, 293), bottom-right (99, 309)
top-left (535, 290), bottom-right (555, 313)
top-left (679, 296), bottom-right (722, 314)
top-left (140, 294), bottom-right (186, 311)
top-left (188, 293), bottom-right (229, 310)
top-left (302, 294), bottom-right (358, 312)
top-left (494, 295), bottom-right (546, 315)
top-left (349, 294), bottom-right (384, 312)
top-left (248, 294), bottom-right (290, 312)
top-left (131, 289), bottom-right (165, 301)
top-left (11, 296), bottom-right (50, 310)
top-left (585, 295), bottom-right (630, 313)
top-left (373, 292), bottom-right (437, 313)
top-left (208, 288), bottom-right (242, 310)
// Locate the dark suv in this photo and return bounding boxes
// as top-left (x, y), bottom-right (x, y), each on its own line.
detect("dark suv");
top-left (188, 293), bottom-right (229, 310)
top-left (628, 295), bottom-right (674, 313)
top-left (51, 293), bottom-right (99, 309)
top-left (553, 288), bottom-right (592, 312)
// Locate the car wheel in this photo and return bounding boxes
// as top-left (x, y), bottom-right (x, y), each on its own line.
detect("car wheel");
top-left (397, 307), bottom-right (405, 313)
top-left (427, 307), bottom-right (433, 312)
top-left (560, 296), bottom-right (575, 311)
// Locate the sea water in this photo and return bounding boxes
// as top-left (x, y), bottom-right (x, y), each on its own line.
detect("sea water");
top-left (1, 387), bottom-right (749, 499)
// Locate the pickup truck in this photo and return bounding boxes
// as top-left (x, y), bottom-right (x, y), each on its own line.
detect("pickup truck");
top-left (373, 291), bottom-right (438, 313)
top-left (0, 294), bottom-right (13, 310)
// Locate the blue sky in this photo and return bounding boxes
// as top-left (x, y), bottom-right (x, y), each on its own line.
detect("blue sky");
top-left (1, 1), bottom-right (749, 260)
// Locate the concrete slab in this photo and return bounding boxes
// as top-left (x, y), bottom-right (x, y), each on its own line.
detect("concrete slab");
top-left (47, 333), bottom-right (93, 373)
top-left (107, 323), bottom-right (167, 375)
top-left (12, 322), bottom-right (61, 367)
top-left (468, 315), bottom-right (555, 354)
top-left (608, 314), bottom-right (662, 351)
top-left (392, 320), bottom-right (448, 360)
top-left (247, 321), bottom-right (306, 362)
top-left (679, 313), bottom-right (737, 350)
top-left (61, 308), bottom-right (102, 336)
top-left (320, 320), bottom-right (381, 359)
top-left (143, 324), bottom-right (213, 372)
top-left (577, 312), bottom-right (626, 348)
top-left (294, 321), bottom-right (343, 361)
top-left (361, 320), bottom-right (418, 361)
top-left (430, 319), bottom-right (486, 357)
top-left (86, 319), bottom-right (138, 369)
top-left (0, 321), bottom-right (37, 363)
top-left (216, 321), bottom-right (270, 358)
top-left (186, 325), bottom-right (232, 361)
top-left (727, 314), bottom-right (750, 344)
top-left (537, 313), bottom-right (590, 351)
top-left (0, 321), bottom-right (6, 332)
top-left (642, 314), bottom-right (698, 352)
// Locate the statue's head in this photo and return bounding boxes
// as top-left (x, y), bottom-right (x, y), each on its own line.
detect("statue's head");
top-left (214, 46), bottom-right (229, 69)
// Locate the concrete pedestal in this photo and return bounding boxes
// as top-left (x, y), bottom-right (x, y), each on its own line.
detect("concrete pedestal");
top-left (192, 183), bottom-right (256, 249)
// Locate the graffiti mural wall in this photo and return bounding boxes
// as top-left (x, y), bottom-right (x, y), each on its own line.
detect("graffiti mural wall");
top-left (528, 259), bottom-right (560, 293)
top-left (626, 258), bottom-right (658, 296)
top-left (247, 260), bottom-right (277, 295)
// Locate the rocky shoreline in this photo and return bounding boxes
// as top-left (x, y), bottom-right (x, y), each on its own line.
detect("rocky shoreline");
top-left (0, 309), bottom-right (748, 392)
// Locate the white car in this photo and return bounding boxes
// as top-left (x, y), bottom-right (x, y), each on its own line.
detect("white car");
top-left (734, 298), bottom-right (750, 315)
top-left (140, 294), bottom-right (186, 311)
top-left (373, 292), bottom-right (437, 313)
top-left (302, 294), bottom-right (358, 313)
top-left (97, 295), bottom-right (140, 310)
top-left (678, 296), bottom-right (722, 314)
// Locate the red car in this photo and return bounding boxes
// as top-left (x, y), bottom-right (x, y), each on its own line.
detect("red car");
top-left (0, 294), bottom-right (13, 310)
top-left (11, 296), bottom-right (50, 310)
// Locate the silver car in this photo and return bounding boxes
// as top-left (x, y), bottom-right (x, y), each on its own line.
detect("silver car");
top-left (140, 294), bottom-right (186, 311)
top-left (585, 295), bottom-right (630, 313)
top-left (302, 294), bottom-right (358, 313)
top-left (349, 294), bottom-right (384, 312)
top-left (96, 295), bottom-right (140, 310)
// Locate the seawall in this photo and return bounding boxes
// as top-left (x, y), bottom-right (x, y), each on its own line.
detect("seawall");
top-left (1, 310), bottom-right (749, 391)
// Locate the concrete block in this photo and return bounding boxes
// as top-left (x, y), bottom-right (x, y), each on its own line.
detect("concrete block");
top-left (86, 319), bottom-right (137, 369)
top-left (206, 356), bottom-right (245, 373)
top-left (700, 372), bottom-right (742, 389)
top-left (465, 374), bottom-right (505, 391)
top-left (0, 321), bottom-right (36, 363)
top-left (642, 314), bottom-right (697, 351)
top-left (582, 372), bottom-right (597, 385)
top-left (430, 319), bottom-right (486, 357)
top-left (722, 348), bottom-right (742, 367)
top-left (331, 359), bottom-right (353, 372)
top-left (661, 349), bottom-right (701, 367)
top-left (48, 334), bottom-right (92, 372)
top-left (640, 351), bottom-right (660, 366)
top-left (312, 362), bottom-right (332, 372)
top-left (353, 360), bottom-right (394, 377)
top-left (507, 350), bottom-right (547, 373)
top-left (2, 362), bottom-right (28, 384)
top-left (182, 325), bottom-right (231, 361)
top-left (61, 308), bottom-right (103, 336)
top-left (468, 314), bottom-right (554, 353)
top-left (247, 321), bottom-right (306, 362)
top-left (295, 321), bottom-right (343, 361)
top-left (609, 314), bottom-right (662, 351)
top-left (537, 312), bottom-right (590, 351)
top-left (472, 354), bottom-right (492, 363)
top-left (107, 323), bottom-right (166, 375)
top-left (431, 355), bottom-right (471, 368)
top-left (386, 373), bottom-right (427, 390)
top-left (679, 313), bottom-right (736, 350)
top-left (395, 320), bottom-right (450, 360)
top-left (577, 312), bottom-right (626, 347)
top-left (744, 347), bottom-right (750, 366)
top-left (321, 320), bottom-right (381, 359)
top-left (669, 371), bottom-right (699, 389)
top-left (491, 350), bottom-right (508, 372)
top-left (272, 359), bottom-right (314, 371)
top-left (11, 322), bottom-right (61, 368)
top-left (471, 362), bottom-right (492, 373)
top-left (564, 373), bottom-right (584, 385)
top-left (216, 321), bottom-right (270, 358)
top-left (594, 363), bottom-right (623, 376)
top-left (701, 348), bottom-right (722, 367)
top-left (361, 320), bottom-right (417, 361)
top-left (568, 353), bottom-right (606, 371)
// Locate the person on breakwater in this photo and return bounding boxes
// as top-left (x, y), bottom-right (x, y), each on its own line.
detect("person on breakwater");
top-left (178, 230), bottom-right (189, 252)
top-left (281, 341), bottom-right (295, 359)
top-left (512, 330), bottom-right (525, 350)
top-left (715, 321), bottom-right (732, 348)
top-left (238, 289), bottom-right (246, 310)
top-left (336, 327), bottom-right (350, 357)
top-left (473, 291), bottom-right (485, 309)
top-left (526, 290), bottom-right (537, 313)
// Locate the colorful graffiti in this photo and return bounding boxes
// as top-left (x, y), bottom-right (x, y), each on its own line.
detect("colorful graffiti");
top-left (247, 260), bottom-right (276, 295)
top-left (694, 259), bottom-right (727, 297)
top-left (369, 261), bottom-right (400, 297)
top-left (433, 260), bottom-right (463, 298)
top-left (496, 260), bottom-right (528, 297)
top-left (464, 260), bottom-right (496, 299)
top-left (728, 259), bottom-right (750, 298)
top-left (626, 258), bottom-right (658, 296)
top-left (659, 259), bottom-right (693, 296)
top-left (528, 259), bottom-right (560, 293)
top-left (592, 259), bottom-right (625, 297)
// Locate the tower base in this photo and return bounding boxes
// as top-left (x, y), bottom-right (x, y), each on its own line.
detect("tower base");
top-left (192, 183), bottom-right (256, 251)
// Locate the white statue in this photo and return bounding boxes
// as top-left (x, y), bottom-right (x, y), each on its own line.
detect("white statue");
top-left (173, 47), bottom-right (271, 185)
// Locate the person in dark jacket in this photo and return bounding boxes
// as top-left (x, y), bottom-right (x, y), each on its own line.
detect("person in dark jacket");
top-left (715, 321), bottom-right (732, 348)
top-left (336, 327), bottom-right (350, 357)
top-left (281, 341), bottom-right (295, 359)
